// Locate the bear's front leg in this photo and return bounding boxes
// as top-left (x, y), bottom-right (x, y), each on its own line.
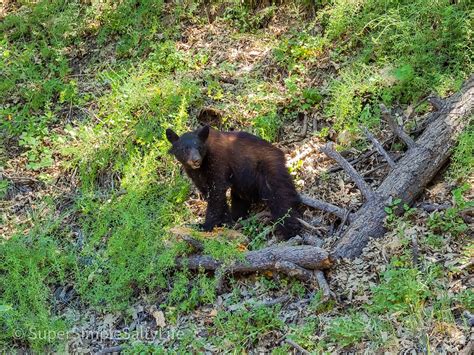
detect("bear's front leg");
top-left (201, 187), bottom-right (231, 231)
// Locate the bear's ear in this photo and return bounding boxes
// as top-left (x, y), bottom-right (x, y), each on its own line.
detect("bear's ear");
top-left (166, 128), bottom-right (179, 143)
top-left (198, 125), bottom-right (210, 142)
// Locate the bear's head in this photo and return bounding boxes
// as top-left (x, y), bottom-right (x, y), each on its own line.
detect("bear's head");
top-left (166, 125), bottom-right (210, 170)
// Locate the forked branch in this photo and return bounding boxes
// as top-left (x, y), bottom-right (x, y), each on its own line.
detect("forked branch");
top-left (320, 143), bottom-right (376, 202)
top-left (380, 104), bottom-right (416, 148)
top-left (299, 194), bottom-right (351, 220)
top-left (361, 126), bottom-right (396, 168)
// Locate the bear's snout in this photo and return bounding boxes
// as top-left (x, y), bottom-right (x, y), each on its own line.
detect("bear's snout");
top-left (187, 149), bottom-right (202, 169)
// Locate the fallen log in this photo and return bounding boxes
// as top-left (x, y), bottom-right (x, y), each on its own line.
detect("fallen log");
top-left (332, 75), bottom-right (473, 259)
top-left (178, 244), bottom-right (333, 277)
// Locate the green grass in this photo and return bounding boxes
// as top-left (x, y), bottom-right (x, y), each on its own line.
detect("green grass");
top-left (1, 0), bottom-right (473, 351)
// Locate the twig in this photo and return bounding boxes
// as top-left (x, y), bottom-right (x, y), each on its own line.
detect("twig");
top-left (314, 270), bottom-right (332, 301)
top-left (459, 260), bottom-right (474, 271)
top-left (380, 104), bottom-right (416, 148)
top-left (300, 114), bottom-right (308, 137)
top-left (296, 217), bottom-right (326, 232)
top-left (411, 234), bottom-right (419, 267)
top-left (274, 261), bottom-right (314, 282)
top-left (320, 143), bottom-right (376, 201)
top-left (312, 114), bottom-right (318, 132)
top-left (417, 202), bottom-right (451, 212)
top-left (285, 338), bottom-right (311, 355)
top-left (257, 294), bottom-right (291, 307)
top-left (335, 209), bottom-right (351, 239)
top-left (361, 126), bottom-right (396, 168)
top-left (327, 135), bottom-right (396, 173)
top-left (299, 193), bottom-right (351, 221)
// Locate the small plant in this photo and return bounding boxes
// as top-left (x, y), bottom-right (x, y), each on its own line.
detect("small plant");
top-left (253, 110), bottom-right (282, 142)
top-left (19, 131), bottom-right (54, 171)
top-left (448, 125), bottom-right (473, 182)
top-left (210, 305), bottom-right (284, 352)
top-left (427, 185), bottom-right (472, 237)
top-left (326, 312), bottom-right (368, 348)
top-left (368, 261), bottom-right (430, 320)
top-left (287, 316), bottom-right (320, 351)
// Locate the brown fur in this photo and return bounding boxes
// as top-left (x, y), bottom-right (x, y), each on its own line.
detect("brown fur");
top-left (166, 126), bottom-right (301, 239)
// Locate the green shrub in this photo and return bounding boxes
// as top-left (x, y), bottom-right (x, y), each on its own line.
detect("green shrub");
top-left (0, 210), bottom-right (75, 350)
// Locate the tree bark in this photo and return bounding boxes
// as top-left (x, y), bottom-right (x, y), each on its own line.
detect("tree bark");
top-left (178, 245), bottom-right (333, 276)
top-left (333, 75), bottom-right (474, 259)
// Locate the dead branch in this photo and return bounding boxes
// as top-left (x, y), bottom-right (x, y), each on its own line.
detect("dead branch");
top-left (411, 234), bottom-right (420, 267)
top-left (334, 76), bottom-right (473, 259)
top-left (417, 202), bottom-right (451, 212)
top-left (300, 114), bottom-right (308, 137)
top-left (285, 338), bottom-right (311, 355)
top-left (320, 142), bottom-right (376, 202)
top-left (178, 245), bottom-right (333, 275)
top-left (314, 270), bottom-right (332, 301)
top-left (301, 235), bottom-right (323, 247)
top-left (296, 217), bottom-right (325, 233)
top-left (299, 193), bottom-right (351, 220)
top-left (181, 236), bottom-right (204, 252)
top-left (335, 209), bottom-right (351, 239)
top-left (361, 126), bottom-right (396, 168)
top-left (274, 261), bottom-right (314, 282)
top-left (380, 103), bottom-right (416, 148)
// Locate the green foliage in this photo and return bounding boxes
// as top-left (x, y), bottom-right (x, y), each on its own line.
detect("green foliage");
top-left (210, 305), bottom-right (284, 352)
top-left (369, 261), bottom-right (430, 318)
top-left (96, 0), bottom-right (165, 57)
top-left (448, 124), bottom-right (473, 182)
top-left (0, 1), bottom-right (86, 137)
top-left (0, 208), bottom-right (75, 350)
top-left (18, 130), bottom-right (54, 171)
top-left (326, 312), bottom-right (394, 349)
top-left (318, 0), bottom-right (471, 133)
top-left (427, 185), bottom-right (472, 238)
top-left (253, 110), bottom-right (282, 142)
top-left (287, 317), bottom-right (321, 351)
top-left (456, 289), bottom-right (474, 313)
top-left (223, 4), bottom-right (276, 33)
top-left (167, 271), bottom-right (216, 313)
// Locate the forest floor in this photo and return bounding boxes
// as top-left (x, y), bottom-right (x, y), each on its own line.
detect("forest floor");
top-left (1, 1), bottom-right (473, 353)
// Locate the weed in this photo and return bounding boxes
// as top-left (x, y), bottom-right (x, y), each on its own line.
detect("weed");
top-left (210, 305), bottom-right (284, 352)
top-left (368, 261), bottom-right (430, 321)
top-left (0, 205), bottom-right (75, 350)
top-left (427, 185), bottom-right (472, 238)
top-left (448, 124), bottom-right (473, 182)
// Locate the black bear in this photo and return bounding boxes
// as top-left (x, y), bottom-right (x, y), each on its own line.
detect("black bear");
top-left (166, 125), bottom-right (301, 239)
